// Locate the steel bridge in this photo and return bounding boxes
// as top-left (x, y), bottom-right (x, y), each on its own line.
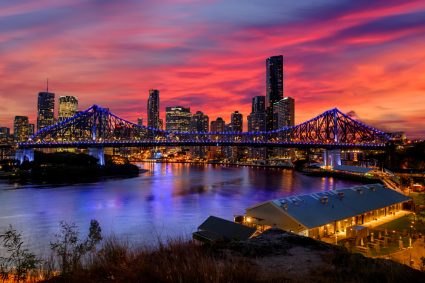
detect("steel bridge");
top-left (17, 104), bottom-right (390, 150)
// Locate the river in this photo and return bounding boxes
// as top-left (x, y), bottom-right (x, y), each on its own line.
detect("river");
top-left (0, 163), bottom-right (362, 255)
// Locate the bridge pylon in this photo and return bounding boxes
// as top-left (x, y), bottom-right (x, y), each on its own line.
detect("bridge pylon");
top-left (88, 147), bottom-right (105, 166)
top-left (323, 149), bottom-right (341, 167)
top-left (15, 148), bottom-right (34, 164)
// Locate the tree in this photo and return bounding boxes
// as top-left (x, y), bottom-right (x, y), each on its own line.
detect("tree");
top-left (50, 220), bottom-right (102, 275)
top-left (0, 225), bottom-right (40, 282)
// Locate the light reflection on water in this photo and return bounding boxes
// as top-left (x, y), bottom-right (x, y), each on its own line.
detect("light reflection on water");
top-left (0, 163), bottom-right (361, 254)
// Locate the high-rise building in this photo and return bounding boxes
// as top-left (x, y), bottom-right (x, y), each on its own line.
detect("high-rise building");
top-left (165, 106), bottom-right (191, 132)
top-left (28, 124), bottom-right (35, 136)
top-left (14, 116), bottom-right (29, 142)
top-left (248, 113), bottom-right (266, 132)
top-left (230, 111), bottom-right (243, 132)
top-left (137, 118), bottom-right (143, 126)
top-left (266, 55), bottom-right (284, 108)
top-left (266, 55), bottom-right (283, 130)
top-left (252, 96), bottom-right (266, 113)
top-left (273, 97), bottom-right (295, 129)
top-left (158, 119), bottom-right (164, 130)
top-left (210, 117), bottom-right (225, 132)
top-left (37, 91), bottom-right (55, 130)
top-left (0, 127), bottom-right (10, 142)
top-left (190, 111), bottom-right (209, 132)
top-left (247, 96), bottom-right (266, 132)
top-left (58, 96), bottom-right (78, 122)
top-left (147, 90), bottom-right (160, 129)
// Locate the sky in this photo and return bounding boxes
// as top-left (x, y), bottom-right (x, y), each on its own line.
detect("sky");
top-left (0, 0), bottom-right (425, 138)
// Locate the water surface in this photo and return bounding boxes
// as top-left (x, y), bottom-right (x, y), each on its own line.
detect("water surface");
top-left (0, 163), bottom-right (362, 254)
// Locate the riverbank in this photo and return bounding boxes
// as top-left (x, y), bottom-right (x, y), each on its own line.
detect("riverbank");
top-left (41, 229), bottom-right (423, 283)
top-left (302, 168), bottom-right (382, 184)
top-left (0, 151), bottom-right (146, 184)
top-left (1, 164), bottom-right (144, 184)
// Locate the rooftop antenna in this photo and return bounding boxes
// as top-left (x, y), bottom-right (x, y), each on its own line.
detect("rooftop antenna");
top-left (46, 78), bottom-right (49, 92)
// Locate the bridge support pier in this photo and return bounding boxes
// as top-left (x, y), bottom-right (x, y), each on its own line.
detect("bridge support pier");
top-left (323, 149), bottom-right (341, 167)
top-left (15, 149), bottom-right (35, 164)
top-left (88, 147), bottom-right (105, 166)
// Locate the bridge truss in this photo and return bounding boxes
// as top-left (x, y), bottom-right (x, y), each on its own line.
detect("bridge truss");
top-left (18, 105), bottom-right (390, 149)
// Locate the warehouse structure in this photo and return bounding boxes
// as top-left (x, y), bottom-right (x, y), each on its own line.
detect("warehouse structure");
top-left (244, 184), bottom-right (411, 239)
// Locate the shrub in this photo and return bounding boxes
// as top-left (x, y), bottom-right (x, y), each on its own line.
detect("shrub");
top-left (50, 220), bottom-right (102, 276)
top-left (0, 225), bottom-right (40, 282)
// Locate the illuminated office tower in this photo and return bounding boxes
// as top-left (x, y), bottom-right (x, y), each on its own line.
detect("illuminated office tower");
top-left (165, 106), bottom-right (191, 132)
top-left (37, 91), bottom-right (55, 131)
top-left (190, 111), bottom-right (209, 132)
top-left (210, 117), bottom-right (225, 132)
top-left (247, 96), bottom-right (266, 132)
top-left (273, 97), bottom-right (295, 129)
top-left (265, 55), bottom-right (283, 130)
top-left (58, 96), bottom-right (78, 122)
top-left (230, 111), bottom-right (243, 132)
top-left (147, 89), bottom-right (160, 129)
top-left (14, 116), bottom-right (29, 142)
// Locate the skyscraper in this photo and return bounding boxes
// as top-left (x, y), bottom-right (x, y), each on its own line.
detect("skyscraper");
top-left (147, 89), bottom-right (160, 129)
top-left (210, 117), bottom-right (225, 132)
top-left (230, 111), bottom-right (243, 132)
top-left (247, 96), bottom-right (266, 132)
top-left (58, 96), bottom-right (78, 122)
top-left (266, 55), bottom-right (283, 130)
top-left (0, 127), bottom-right (10, 142)
top-left (165, 106), bottom-right (191, 132)
top-left (190, 111), bottom-right (209, 132)
top-left (266, 55), bottom-right (284, 108)
top-left (252, 96), bottom-right (266, 113)
top-left (37, 91), bottom-right (55, 131)
top-left (14, 116), bottom-right (29, 142)
top-left (273, 97), bottom-right (295, 129)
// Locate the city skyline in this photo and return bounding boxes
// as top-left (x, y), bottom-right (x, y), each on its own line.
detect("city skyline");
top-left (1, 1), bottom-right (425, 137)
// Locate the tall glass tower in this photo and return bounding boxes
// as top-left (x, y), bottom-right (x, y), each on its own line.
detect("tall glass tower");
top-left (37, 91), bottom-right (55, 131)
top-left (266, 55), bottom-right (283, 130)
top-left (147, 89), bottom-right (160, 129)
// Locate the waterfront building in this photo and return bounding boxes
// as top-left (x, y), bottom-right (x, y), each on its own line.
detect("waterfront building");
top-left (58, 96), bottom-right (78, 122)
top-left (247, 113), bottom-right (266, 132)
top-left (193, 216), bottom-right (256, 243)
top-left (147, 89), bottom-right (160, 129)
top-left (14, 116), bottom-right (29, 142)
top-left (231, 111), bottom-right (243, 132)
top-left (244, 184), bottom-right (410, 239)
top-left (273, 97), bottom-right (295, 129)
top-left (266, 55), bottom-right (284, 130)
top-left (209, 117), bottom-right (226, 159)
top-left (210, 117), bottom-right (225, 132)
top-left (165, 106), bottom-right (191, 132)
top-left (247, 96), bottom-right (267, 159)
top-left (190, 111), bottom-right (209, 132)
top-left (0, 127), bottom-right (10, 142)
top-left (37, 91), bottom-right (55, 131)
top-left (188, 111), bottom-right (209, 159)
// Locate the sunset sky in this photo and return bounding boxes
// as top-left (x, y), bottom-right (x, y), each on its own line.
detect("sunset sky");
top-left (1, 0), bottom-right (425, 137)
